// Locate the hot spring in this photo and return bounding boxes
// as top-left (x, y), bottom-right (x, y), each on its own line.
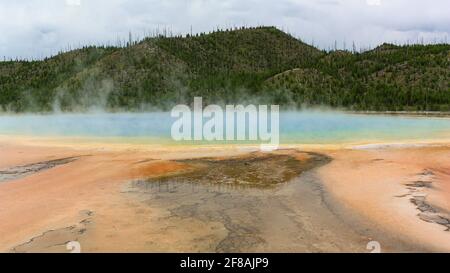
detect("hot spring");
top-left (0, 111), bottom-right (449, 145)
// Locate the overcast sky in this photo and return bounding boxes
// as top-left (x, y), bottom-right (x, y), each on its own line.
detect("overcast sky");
top-left (0, 0), bottom-right (449, 59)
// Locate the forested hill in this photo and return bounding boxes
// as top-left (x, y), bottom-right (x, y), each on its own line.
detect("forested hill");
top-left (0, 26), bottom-right (449, 112)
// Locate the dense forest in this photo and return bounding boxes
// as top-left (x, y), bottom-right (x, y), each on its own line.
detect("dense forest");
top-left (0, 26), bottom-right (449, 112)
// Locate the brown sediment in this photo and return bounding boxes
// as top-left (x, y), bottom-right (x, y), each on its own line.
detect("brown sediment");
top-left (126, 149), bottom-right (371, 253)
top-left (1, 138), bottom-right (450, 253)
top-left (1, 144), bottom-right (371, 253)
top-left (134, 150), bottom-right (331, 188)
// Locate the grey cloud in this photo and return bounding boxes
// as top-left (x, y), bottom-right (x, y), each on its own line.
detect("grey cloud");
top-left (0, 0), bottom-right (448, 59)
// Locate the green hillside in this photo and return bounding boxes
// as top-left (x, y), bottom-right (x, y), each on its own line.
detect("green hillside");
top-left (0, 26), bottom-right (449, 112)
top-left (264, 44), bottom-right (450, 111)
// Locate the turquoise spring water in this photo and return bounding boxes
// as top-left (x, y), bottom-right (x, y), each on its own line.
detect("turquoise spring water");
top-left (0, 111), bottom-right (449, 144)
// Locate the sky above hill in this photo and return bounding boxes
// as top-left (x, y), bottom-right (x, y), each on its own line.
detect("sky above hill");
top-left (0, 0), bottom-right (449, 59)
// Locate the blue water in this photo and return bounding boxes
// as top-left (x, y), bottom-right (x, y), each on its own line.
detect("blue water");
top-left (0, 111), bottom-right (449, 144)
